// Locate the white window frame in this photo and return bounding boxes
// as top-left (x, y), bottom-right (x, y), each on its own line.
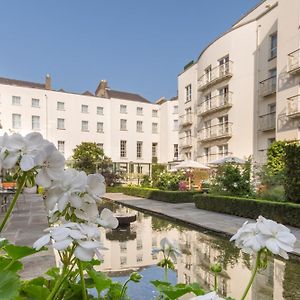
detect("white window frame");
top-left (32, 115), bottom-right (40, 130)
top-left (12, 114), bottom-right (21, 129)
top-left (97, 106), bottom-right (104, 115)
top-left (31, 98), bottom-right (40, 108)
top-left (12, 96), bottom-right (21, 106)
top-left (137, 141), bottom-right (143, 159)
top-left (136, 121), bottom-right (143, 132)
top-left (81, 104), bottom-right (88, 113)
top-left (173, 144), bottom-right (179, 159)
top-left (152, 109), bottom-right (158, 117)
top-left (152, 143), bottom-right (158, 158)
top-left (97, 122), bottom-right (104, 133)
top-left (185, 85), bottom-right (192, 102)
top-left (57, 118), bottom-right (65, 130)
top-left (120, 105), bottom-right (127, 114)
top-left (81, 120), bottom-right (89, 132)
top-left (152, 122), bottom-right (158, 134)
top-left (120, 140), bottom-right (127, 158)
top-left (270, 32), bottom-right (277, 59)
top-left (173, 119), bottom-right (179, 131)
top-left (57, 101), bottom-right (65, 111)
top-left (173, 105), bottom-right (178, 114)
top-left (120, 119), bottom-right (127, 131)
top-left (137, 107), bottom-right (143, 116)
top-left (57, 141), bottom-right (65, 153)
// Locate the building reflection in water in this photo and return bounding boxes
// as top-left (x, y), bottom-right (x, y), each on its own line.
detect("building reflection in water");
top-left (96, 202), bottom-right (300, 300)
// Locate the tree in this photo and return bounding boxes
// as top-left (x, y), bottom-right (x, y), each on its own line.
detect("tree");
top-left (72, 142), bottom-right (108, 174)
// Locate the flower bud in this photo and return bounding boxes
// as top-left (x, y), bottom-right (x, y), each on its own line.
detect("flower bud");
top-left (129, 272), bottom-right (142, 283)
top-left (210, 262), bottom-right (222, 273)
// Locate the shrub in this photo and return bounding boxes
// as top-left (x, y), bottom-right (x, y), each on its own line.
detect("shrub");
top-left (154, 171), bottom-right (185, 191)
top-left (106, 186), bottom-right (200, 203)
top-left (194, 194), bottom-right (300, 228)
top-left (284, 142), bottom-right (300, 203)
top-left (258, 185), bottom-right (286, 202)
top-left (151, 164), bottom-right (166, 186)
top-left (140, 175), bottom-right (152, 187)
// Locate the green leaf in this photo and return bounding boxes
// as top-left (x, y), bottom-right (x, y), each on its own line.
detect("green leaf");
top-left (45, 267), bottom-right (60, 279)
top-left (25, 277), bottom-right (47, 287)
top-left (4, 244), bottom-right (39, 260)
top-left (150, 280), bottom-right (171, 288)
top-left (0, 271), bottom-right (21, 300)
top-left (20, 284), bottom-right (50, 300)
top-left (0, 257), bottom-right (23, 272)
top-left (86, 268), bottom-right (112, 297)
top-left (188, 282), bottom-right (205, 296)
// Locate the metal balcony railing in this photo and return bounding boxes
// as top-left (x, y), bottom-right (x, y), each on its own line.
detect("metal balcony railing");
top-left (197, 92), bottom-right (233, 116)
top-left (179, 113), bottom-right (193, 127)
top-left (197, 152), bottom-right (233, 163)
top-left (198, 123), bottom-right (233, 142)
top-left (287, 94), bottom-right (300, 118)
top-left (260, 76), bottom-right (276, 97)
top-left (198, 61), bottom-right (233, 90)
top-left (288, 49), bottom-right (300, 74)
top-left (179, 136), bottom-right (193, 148)
top-left (259, 112), bottom-right (276, 131)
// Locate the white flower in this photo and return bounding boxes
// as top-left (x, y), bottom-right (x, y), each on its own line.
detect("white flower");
top-left (86, 174), bottom-right (105, 200)
top-left (189, 291), bottom-right (225, 300)
top-left (153, 237), bottom-right (181, 263)
top-left (35, 143), bottom-right (65, 188)
top-left (96, 208), bottom-right (119, 229)
top-left (256, 216), bottom-right (296, 259)
top-left (44, 169), bottom-right (87, 211)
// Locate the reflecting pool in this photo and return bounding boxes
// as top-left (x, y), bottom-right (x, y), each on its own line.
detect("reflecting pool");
top-left (96, 201), bottom-right (300, 300)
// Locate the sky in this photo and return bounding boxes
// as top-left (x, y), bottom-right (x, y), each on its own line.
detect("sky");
top-left (0, 0), bottom-right (261, 102)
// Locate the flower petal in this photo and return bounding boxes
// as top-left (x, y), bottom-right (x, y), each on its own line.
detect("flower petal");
top-left (53, 238), bottom-right (73, 250)
top-left (33, 234), bottom-right (51, 250)
top-left (74, 246), bottom-right (94, 261)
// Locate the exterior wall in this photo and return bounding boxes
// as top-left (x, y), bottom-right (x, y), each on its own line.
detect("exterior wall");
top-left (178, 63), bottom-right (198, 160)
top-left (0, 83), bottom-right (177, 169)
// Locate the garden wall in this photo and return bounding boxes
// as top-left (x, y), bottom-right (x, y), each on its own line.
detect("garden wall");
top-left (106, 186), bottom-right (200, 203)
top-left (194, 194), bottom-right (300, 228)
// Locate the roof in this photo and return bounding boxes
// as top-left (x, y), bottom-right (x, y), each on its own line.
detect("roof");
top-left (0, 77), bottom-right (45, 90)
top-left (107, 89), bottom-right (150, 103)
top-left (82, 90), bottom-right (94, 96)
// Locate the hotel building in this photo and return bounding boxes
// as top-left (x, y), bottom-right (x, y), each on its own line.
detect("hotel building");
top-left (178, 0), bottom-right (300, 165)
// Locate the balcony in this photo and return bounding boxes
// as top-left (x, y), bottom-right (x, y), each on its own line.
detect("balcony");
top-left (197, 92), bottom-right (233, 116)
top-left (198, 123), bottom-right (233, 142)
top-left (198, 152), bottom-right (233, 164)
top-left (287, 94), bottom-right (300, 118)
top-left (287, 49), bottom-right (300, 74)
top-left (198, 61), bottom-right (233, 91)
top-left (179, 113), bottom-right (193, 128)
top-left (259, 112), bottom-right (276, 131)
top-left (260, 76), bottom-right (276, 97)
top-left (180, 136), bottom-right (192, 149)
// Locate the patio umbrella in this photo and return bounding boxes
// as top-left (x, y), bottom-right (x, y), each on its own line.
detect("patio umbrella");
top-left (209, 156), bottom-right (246, 165)
top-left (174, 160), bottom-right (210, 189)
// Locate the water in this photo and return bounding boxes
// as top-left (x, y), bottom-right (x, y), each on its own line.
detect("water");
top-left (95, 200), bottom-right (300, 300)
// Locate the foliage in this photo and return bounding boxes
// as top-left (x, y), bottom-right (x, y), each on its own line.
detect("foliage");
top-left (194, 194), bottom-right (300, 228)
top-left (266, 140), bottom-right (287, 177)
top-left (154, 171), bottom-right (185, 191)
top-left (106, 186), bottom-right (200, 203)
top-left (178, 181), bottom-right (188, 191)
top-left (283, 259), bottom-right (300, 300)
top-left (258, 185), bottom-right (286, 202)
top-left (151, 164), bottom-right (167, 187)
top-left (140, 175), bottom-right (152, 187)
top-left (211, 159), bottom-right (253, 196)
top-left (284, 142), bottom-right (300, 203)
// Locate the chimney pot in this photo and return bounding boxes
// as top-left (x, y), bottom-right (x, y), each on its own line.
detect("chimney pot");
top-left (45, 74), bottom-right (51, 90)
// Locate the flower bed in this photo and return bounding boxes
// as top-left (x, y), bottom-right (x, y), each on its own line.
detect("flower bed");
top-left (107, 186), bottom-right (200, 203)
top-left (194, 194), bottom-right (300, 228)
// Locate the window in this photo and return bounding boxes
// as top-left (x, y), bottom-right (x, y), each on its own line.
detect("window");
top-left (137, 141), bottom-right (143, 158)
top-left (173, 119), bottom-right (179, 130)
top-left (152, 109), bottom-right (158, 117)
top-left (81, 104), bottom-right (88, 113)
top-left (204, 147), bottom-right (210, 161)
top-left (174, 144), bottom-right (179, 159)
top-left (97, 122), bottom-right (104, 133)
top-left (270, 32), bottom-right (277, 59)
top-left (185, 85), bottom-right (192, 102)
top-left (136, 121), bottom-right (143, 132)
top-left (152, 143), bottom-right (158, 158)
top-left (120, 140), bottom-right (127, 158)
top-left (97, 143), bottom-right (104, 150)
top-left (12, 96), bottom-right (21, 105)
top-left (269, 68), bottom-right (277, 90)
top-left (269, 103), bottom-right (276, 113)
top-left (81, 120), bottom-right (89, 132)
top-left (185, 152), bottom-right (192, 159)
top-left (31, 98), bottom-right (40, 107)
top-left (219, 55), bottom-right (230, 75)
top-left (120, 119), bottom-right (127, 131)
top-left (218, 144), bottom-right (228, 157)
top-left (205, 66), bottom-right (212, 83)
top-left (173, 105), bottom-right (178, 114)
top-left (120, 242), bottom-right (127, 253)
top-left (97, 106), bottom-right (104, 115)
top-left (120, 105), bottom-right (127, 114)
top-left (218, 86), bottom-right (229, 105)
top-left (136, 239), bottom-right (143, 250)
top-left (57, 101), bottom-right (65, 111)
top-left (136, 254), bottom-right (143, 263)
top-left (32, 115), bottom-right (40, 130)
top-left (57, 118), bottom-right (65, 130)
top-left (120, 256), bottom-right (127, 266)
top-left (152, 122), bottom-right (158, 134)
top-left (218, 115), bottom-right (229, 134)
top-left (57, 141), bottom-right (65, 153)
top-left (12, 114), bottom-right (21, 129)
top-left (137, 107), bottom-right (143, 116)
top-left (204, 92), bottom-right (212, 110)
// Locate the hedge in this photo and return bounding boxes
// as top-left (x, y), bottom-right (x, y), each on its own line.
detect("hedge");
top-left (194, 194), bottom-right (300, 228)
top-left (106, 186), bottom-right (200, 203)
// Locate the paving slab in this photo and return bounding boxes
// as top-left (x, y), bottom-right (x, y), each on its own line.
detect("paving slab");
top-left (104, 193), bottom-right (300, 257)
top-left (0, 193), bottom-right (55, 279)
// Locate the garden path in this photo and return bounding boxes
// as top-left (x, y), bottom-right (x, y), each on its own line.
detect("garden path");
top-left (104, 192), bottom-right (300, 258)
top-left (0, 193), bottom-right (55, 279)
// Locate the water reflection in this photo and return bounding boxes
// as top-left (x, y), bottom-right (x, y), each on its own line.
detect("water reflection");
top-left (98, 201), bottom-right (300, 300)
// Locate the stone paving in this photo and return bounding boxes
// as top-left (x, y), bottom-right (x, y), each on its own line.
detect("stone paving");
top-left (104, 192), bottom-right (300, 257)
top-left (0, 193), bottom-right (55, 279)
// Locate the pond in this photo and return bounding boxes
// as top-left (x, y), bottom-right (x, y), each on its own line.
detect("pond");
top-left (94, 200), bottom-right (300, 300)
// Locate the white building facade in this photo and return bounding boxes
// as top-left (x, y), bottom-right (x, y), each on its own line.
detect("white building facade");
top-left (0, 77), bottom-right (179, 174)
top-left (178, 0), bottom-right (300, 165)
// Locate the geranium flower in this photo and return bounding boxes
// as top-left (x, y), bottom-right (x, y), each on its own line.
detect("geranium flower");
top-left (86, 174), bottom-right (105, 200)
top-left (96, 208), bottom-right (119, 229)
top-left (190, 291), bottom-right (225, 300)
top-left (153, 237), bottom-right (181, 262)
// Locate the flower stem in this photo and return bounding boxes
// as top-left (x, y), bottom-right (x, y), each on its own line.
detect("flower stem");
top-left (241, 251), bottom-right (261, 300)
top-left (214, 273), bottom-right (218, 292)
top-left (164, 265), bottom-right (168, 282)
top-left (0, 172), bottom-right (28, 233)
top-left (77, 260), bottom-right (87, 300)
top-left (120, 278), bottom-right (131, 299)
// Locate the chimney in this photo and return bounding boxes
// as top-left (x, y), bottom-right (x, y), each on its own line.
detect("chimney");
top-left (95, 80), bottom-right (108, 98)
top-left (45, 74), bottom-right (51, 90)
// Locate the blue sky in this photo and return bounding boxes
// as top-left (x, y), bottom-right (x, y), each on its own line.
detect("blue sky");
top-left (0, 0), bottom-right (261, 102)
